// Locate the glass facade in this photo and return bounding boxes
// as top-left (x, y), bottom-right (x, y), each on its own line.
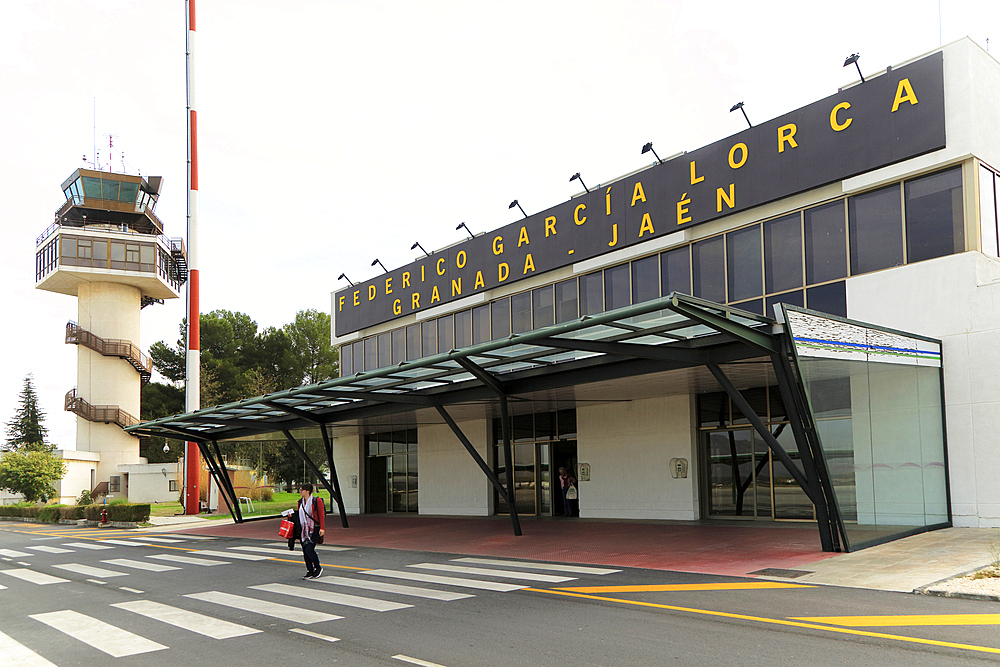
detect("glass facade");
top-left (493, 410), bottom-right (576, 517)
top-left (365, 429), bottom-right (417, 513)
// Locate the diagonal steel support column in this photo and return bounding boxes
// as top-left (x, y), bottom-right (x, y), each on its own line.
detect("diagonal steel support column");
top-left (195, 440), bottom-right (240, 522)
top-left (212, 440), bottom-right (244, 522)
top-left (281, 430), bottom-right (338, 511)
top-left (319, 424), bottom-right (349, 528)
top-left (435, 405), bottom-right (522, 536)
top-left (707, 364), bottom-right (818, 506)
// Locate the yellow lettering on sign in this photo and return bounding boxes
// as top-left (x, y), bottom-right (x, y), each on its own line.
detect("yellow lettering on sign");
top-left (639, 213), bottom-right (655, 237)
top-left (493, 236), bottom-right (504, 255)
top-left (677, 193), bottom-right (692, 225)
top-left (436, 257), bottom-right (446, 276)
top-left (892, 78), bottom-right (918, 112)
top-left (518, 226), bottom-right (530, 246)
top-left (393, 299), bottom-right (401, 315)
top-left (412, 292), bottom-right (420, 309)
top-left (385, 277), bottom-right (392, 295)
top-left (457, 250), bottom-right (467, 269)
top-left (431, 285), bottom-right (440, 303)
top-left (402, 271), bottom-right (410, 288)
top-left (631, 181), bottom-right (646, 206)
top-left (452, 278), bottom-right (462, 296)
top-left (717, 184), bottom-right (735, 212)
top-left (778, 124), bottom-right (798, 153)
top-left (609, 223), bottom-right (618, 247)
top-left (421, 265), bottom-right (425, 282)
top-left (368, 285), bottom-right (376, 301)
top-left (729, 142), bottom-right (748, 169)
top-left (574, 203), bottom-right (587, 225)
top-left (338, 295), bottom-right (345, 312)
top-left (606, 186), bottom-right (613, 215)
top-left (690, 160), bottom-right (704, 185)
top-left (830, 102), bottom-right (852, 131)
top-left (545, 216), bottom-right (557, 237)
top-left (353, 290), bottom-right (360, 306)
top-left (499, 262), bottom-right (509, 282)
top-left (474, 271), bottom-right (484, 289)
top-left (523, 253), bottom-right (535, 274)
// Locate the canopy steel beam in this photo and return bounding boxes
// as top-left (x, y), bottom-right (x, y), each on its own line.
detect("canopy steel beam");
top-left (281, 430), bottom-right (338, 517)
top-left (670, 300), bottom-right (778, 354)
top-left (456, 357), bottom-right (507, 396)
top-left (533, 337), bottom-right (708, 365)
top-left (707, 363), bottom-right (818, 506)
top-left (314, 388), bottom-right (435, 405)
top-left (435, 405), bottom-right (521, 536)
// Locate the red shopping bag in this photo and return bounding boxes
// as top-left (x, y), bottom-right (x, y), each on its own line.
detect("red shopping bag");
top-left (278, 518), bottom-right (294, 538)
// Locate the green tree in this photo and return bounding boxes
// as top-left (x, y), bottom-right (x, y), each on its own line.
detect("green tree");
top-left (285, 309), bottom-right (338, 385)
top-left (4, 374), bottom-right (50, 452)
top-left (0, 449), bottom-right (66, 502)
top-left (140, 382), bottom-right (185, 463)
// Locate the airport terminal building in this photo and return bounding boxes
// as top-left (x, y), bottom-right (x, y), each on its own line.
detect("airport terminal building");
top-left (132, 39), bottom-right (1000, 552)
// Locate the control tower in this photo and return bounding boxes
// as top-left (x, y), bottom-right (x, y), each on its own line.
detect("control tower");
top-left (35, 168), bottom-right (187, 498)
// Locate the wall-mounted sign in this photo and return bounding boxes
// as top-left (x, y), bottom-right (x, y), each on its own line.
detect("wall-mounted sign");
top-left (335, 52), bottom-right (945, 336)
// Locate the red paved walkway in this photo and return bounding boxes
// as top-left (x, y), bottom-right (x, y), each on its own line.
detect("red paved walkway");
top-left (174, 515), bottom-right (837, 577)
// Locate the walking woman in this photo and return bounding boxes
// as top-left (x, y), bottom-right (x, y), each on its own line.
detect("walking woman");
top-left (295, 483), bottom-right (325, 579)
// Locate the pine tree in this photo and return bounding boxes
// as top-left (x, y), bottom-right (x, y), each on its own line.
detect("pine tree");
top-left (4, 374), bottom-right (51, 452)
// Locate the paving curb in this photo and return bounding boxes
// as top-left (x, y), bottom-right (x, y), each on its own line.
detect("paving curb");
top-left (919, 588), bottom-right (1000, 603)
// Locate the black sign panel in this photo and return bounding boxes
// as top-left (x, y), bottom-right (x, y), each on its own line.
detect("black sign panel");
top-left (335, 52), bottom-right (945, 336)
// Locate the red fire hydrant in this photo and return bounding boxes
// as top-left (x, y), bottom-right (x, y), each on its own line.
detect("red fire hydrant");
top-left (100, 507), bottom-right (108, 525)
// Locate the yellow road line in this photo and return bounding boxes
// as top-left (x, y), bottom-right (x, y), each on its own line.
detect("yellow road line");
top-left (525, 588), bottom-right (1000, 655)
top-left (267, 558), bottom-right (370, 571)
top-left (557, 583), bottom-right (813, 593)
top-left (792, 614), bottom-right (1000, 627)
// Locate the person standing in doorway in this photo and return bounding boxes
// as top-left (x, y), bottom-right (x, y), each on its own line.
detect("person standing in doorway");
top-left (558, 466), bottom-right (577, 517)
top-left (295, 483), bottom-right (325, 579)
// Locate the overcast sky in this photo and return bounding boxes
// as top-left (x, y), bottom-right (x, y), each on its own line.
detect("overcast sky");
top-left (1, 0), bottom-right (997, 449)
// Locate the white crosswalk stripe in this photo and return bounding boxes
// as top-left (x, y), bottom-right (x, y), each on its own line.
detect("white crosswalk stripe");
top-left (0, 549), bottom-right (31, 558)
top-left (29, 610), bottom-right (167, 657)
top-left (189, 550), bottom-right (273, 561)
top-left (185, 590), bottom-right (343, 624)
top-left (0, 629), bottom-right (57, 666)
top-left (408, 562), bottom-right (575, 583)
top-left (102, 558), bottom-right (180, 572)
top-left (112, 600), bottom-right (261, 639)
top-left (316, 574), bottom-right (473, 601)
top-left (53, 563), bottom-right (128, 578)
top-left (289, 628), bottom-right (340, 643)
top-left (230, 546), bottom-right (298, 556)
top-left (250, 583), bottom-right (413, 612)
top-left (452, 557), bottom-right (621, 575)
top-left (99, 540), bottom-right (148, 547)
top-left (129, 537), bottom-right (186, 544)
top-left (363, 569), bottom-right (525, 592)
top-left (148, 554), bottom-right (229, 566)
top-left (26, 546), bottom-right (73, 554)
top-left (62, 542), bottom-right (115, 550)
top-left (0, 569), bottom-right (69, 585)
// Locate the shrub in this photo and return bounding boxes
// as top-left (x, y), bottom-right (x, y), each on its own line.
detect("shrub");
top-left (77, 489), bottom-right (92, 506)
top-left (248, 486), bottom-right (274, 502)
top-left (37, 506), bottom-right (61, 523)
top-left (83, 503), bottom-right (151, 523)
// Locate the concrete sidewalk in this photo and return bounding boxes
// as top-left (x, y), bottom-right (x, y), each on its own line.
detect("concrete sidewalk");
top-left (163, 514), bottom-right (1000, 595)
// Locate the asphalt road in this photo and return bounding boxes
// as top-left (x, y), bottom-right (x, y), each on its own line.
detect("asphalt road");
top-left (2, 523), bottom-right (1000, 666)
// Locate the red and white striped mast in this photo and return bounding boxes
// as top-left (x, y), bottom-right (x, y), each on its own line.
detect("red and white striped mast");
top-left (183, 0), bottom-right (202, 514)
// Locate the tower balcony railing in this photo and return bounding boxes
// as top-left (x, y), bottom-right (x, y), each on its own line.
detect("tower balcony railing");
top-left (65, 388), bottom-right (138, 431)
top-left (65, 321), bottom-right (152, 386)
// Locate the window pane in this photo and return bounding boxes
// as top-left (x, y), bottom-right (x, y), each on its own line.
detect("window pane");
top-left (604, 264), bottom-right (631, 310)
top-left (340, 345), bottom-right (353, 376)
top-left (119, 181), bottom-right (139, 204)
top-left (806, 281), bottom-right (847, 317)
top-left (437, 315), bottom-right (454, 353)
top-left (631, 255), bottom-right (659, 304)
top-left (554, 279), bottom-right (578, 323)
top-left (140, 244), bottom-right (154, 265)
top-left (472, 305), bottom-right (490, 344)
top-left (406, 324), bottom-right (421, 360)
top-left (352, 341), bottom-right (364, 374)
top-left (93, 239), bottom-right (107, 261)
top-left (661, 247), bottom-right (691, 296)
top-left (905, 167), bottom-right (964, 263)
top-left (421, 321), bottom-right (437, 357)
top-left (849, 185), bottom-right (902, 274)
top-left (980, 166), bottom-right (999, 257)
top-left (61, 237), bottom-right (77, 258)
top-left (532, 286), bottom-right (554, 328)
top-left (692, 236), bottom-right (725, 302)
top-left (102, 179), bottom-right (120, 201)
top-left (391, 328), bottom-right (405, 364)
top-left (511, 292), bottom-right (532, 333)
top-left (727, 225), bottom-right (762, 301)
top-left (81, 176), bottom-right (101, 198)
top-left (110, 242), bottom-right (125, 261)
top-left (766, 290), bottom-right (804, 317)
top-left (764, 213), bottom-right (803, 293)
top-left (378, 332), bottom-right (391, 367)
top-left (733, 299), bottom-right (763, 316)
top-left (364, 336), bottom-right (377, 371)
top-left (805, 201), bottom-right (847, 283)
top-left (454, 309), bottom-right (472, 349)
top-left (579, 271), bottom-right (604, 316)
top-left (491, 298), bottom-right (511, 340)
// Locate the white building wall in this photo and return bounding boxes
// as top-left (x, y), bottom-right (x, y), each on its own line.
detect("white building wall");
top-left (418, 419), bottom-right (491, 516)
top-left (118, 462), bottom-right (179, 504)
top-left (54, 450), bottom-right (100, 504)
top-left (331, 433), bottom-right (362, 514)
top-left (846, 250), bottom-right (1000, 527)
top-left (577, 394), bottom-right (698, 520)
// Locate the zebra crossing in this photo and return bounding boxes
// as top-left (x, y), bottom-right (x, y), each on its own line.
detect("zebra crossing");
top-left (0, 546), bottom-right (622, 662)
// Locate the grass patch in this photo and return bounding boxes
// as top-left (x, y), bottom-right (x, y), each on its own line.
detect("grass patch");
top-left (147, 491), bottom-right (332, 520)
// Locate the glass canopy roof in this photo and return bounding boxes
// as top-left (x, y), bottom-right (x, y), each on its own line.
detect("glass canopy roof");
top-left (126, 293), bottom-right (775, 443)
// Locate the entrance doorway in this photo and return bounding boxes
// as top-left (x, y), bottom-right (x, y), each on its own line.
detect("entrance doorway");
top-left (365, 429), bottom-right (418, 513)
top-left (493, 409), bottom-right (577, 517)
